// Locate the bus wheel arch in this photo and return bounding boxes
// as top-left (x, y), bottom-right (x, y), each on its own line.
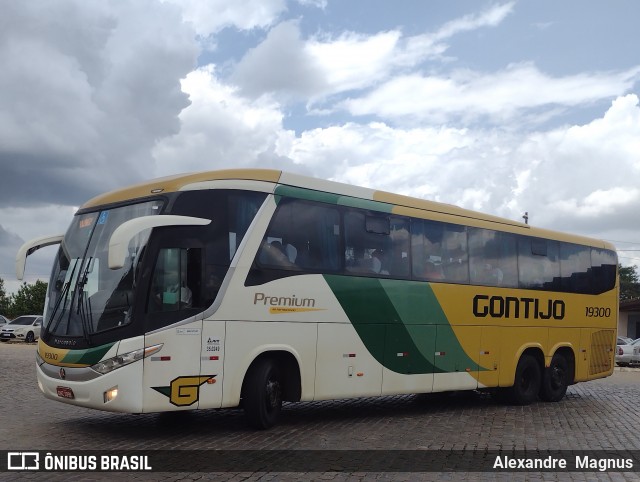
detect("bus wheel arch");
top-left (509, 348), bottom-right (544, 405)
top-left (241, 351), bottom-right (301, 429)
top-left (540, 348), bottom-right (574, 402)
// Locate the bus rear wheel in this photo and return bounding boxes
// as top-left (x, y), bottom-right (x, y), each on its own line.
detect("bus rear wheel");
top-left (539, 353), bottom-right (569, 402)
top-left (243, 358), bottom-right (283, 429)
top-left (509, 354), bottom-right (541, 405)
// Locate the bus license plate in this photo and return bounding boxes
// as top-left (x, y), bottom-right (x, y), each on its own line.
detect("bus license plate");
top-left (56, 386), bottom-right (75, 399)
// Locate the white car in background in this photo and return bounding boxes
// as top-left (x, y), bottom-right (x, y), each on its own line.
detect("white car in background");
top-left (0, 315), bottom-right (10, 326)
top-left (0, 315), bottom-right (42, 343)
top-left (615, 338), bottom-right (640, 367)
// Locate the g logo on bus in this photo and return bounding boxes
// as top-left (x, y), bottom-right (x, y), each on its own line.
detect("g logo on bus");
top-left (152, 375), bottom-right (216, 407)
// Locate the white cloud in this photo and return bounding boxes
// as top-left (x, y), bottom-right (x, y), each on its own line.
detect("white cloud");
top-left (162, 0), bottom-right (287, 37)
top-left (296, 0), bottom-right (327, 7)
top-left (432, 1), bottom-right (515, 41)
top-left (509, 94), bottom-right (640, 234)
top-left (232, 3), bottom-right (516, 102)
top-left (231, 21), bottom-right (327, 98)
top-left (153, 65), bottom-right (306, 174)
top-left (281, 121), bottom-right (473, 187)
top-left (553, 188), bottom-right (640, 218)
top-left (232, 24), bottom-right (405, 100)
top-left (306, 30), bottom-right (401, 93)
top-left (342, 64), bottom-right (640, 123)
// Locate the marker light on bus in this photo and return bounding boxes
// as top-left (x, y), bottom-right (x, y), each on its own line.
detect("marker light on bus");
top-left (91, 344), bottom-right (163, 375)
top-left (104, 386), bottom-right (118, 403)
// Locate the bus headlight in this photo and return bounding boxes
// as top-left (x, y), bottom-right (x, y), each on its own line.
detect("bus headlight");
top-left (91, 344), bottom-right (163, 375)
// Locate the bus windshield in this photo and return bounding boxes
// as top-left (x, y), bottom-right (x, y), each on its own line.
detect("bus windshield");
top-left (45, 200), bottom-right (163, 338)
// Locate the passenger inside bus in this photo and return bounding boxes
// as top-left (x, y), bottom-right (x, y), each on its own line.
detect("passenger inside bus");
top-left (148, 249), bottom-right (194, 312)
top-left (259, 240), bottom-right (299, 269)
top-left (475, 263), bottom-right (504, 286)
top-left (156, 269), bottom-right (192, 308)
top-left (371, 249), bottom-right (389, 275)
top-left (424, 261), bottom-right (445, 280)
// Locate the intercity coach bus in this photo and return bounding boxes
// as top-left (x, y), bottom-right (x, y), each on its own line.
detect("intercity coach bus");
top-left (17, 169), bottom-right (618, 428)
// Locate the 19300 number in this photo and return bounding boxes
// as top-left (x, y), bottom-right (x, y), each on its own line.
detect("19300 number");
top-left (585, 307), bottom-right (611, 317)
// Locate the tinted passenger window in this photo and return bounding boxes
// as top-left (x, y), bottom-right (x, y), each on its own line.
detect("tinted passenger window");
top-left (560, 243), bottom-right (592, 293)
top-left (344, 211), bottom-right (385, 275)
top-left (257, 199), bottom-right (341, 272)
top-left (591, 248), bottom-right (617, 294)
top-left (388, 217), bottom-right (410, 277)
top-left (344, 211), bottom-right (410, 278)
top-left (412, 220), bottom-right (468, 283)
top-left (469, 228), bottom-right (518, 287)
top-left (518, 237), bottom-right (560, 291)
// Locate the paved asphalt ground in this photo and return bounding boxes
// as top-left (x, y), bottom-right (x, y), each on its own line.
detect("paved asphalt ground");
top-left (1, 342), bottom-right (640, 481)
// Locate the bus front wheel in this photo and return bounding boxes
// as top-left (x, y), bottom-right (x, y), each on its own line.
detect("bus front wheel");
top-left (509, 354), bottom-right (541, 405)
top-left (539, 353), bottom-right (569, 402)
top-left (243, 358), bottom-right (283, 429)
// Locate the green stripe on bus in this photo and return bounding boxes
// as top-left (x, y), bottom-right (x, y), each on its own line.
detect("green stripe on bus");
top-left (324, 275), bottom-right (484, 374)
top-left (274, 185), bottom-right (393, 213)
top-left (62, 342), bottom-right (116, 365)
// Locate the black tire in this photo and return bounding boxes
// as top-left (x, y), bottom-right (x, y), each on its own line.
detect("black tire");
top-left (243, 358), bottom-right (283, 429)
top-left (0, 339), bottom-right (7, 343)
top-left (509, 354), bottom-right (541, 405)
top-left (25, 332), bottom-right (35, 343)
top-left (539, 353), bottom-right (569, 402)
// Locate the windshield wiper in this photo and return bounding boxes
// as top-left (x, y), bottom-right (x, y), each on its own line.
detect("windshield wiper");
top-left (76, 257), bottom-right (94, 344)
top-left (49, 259), bottom-right (81, 336)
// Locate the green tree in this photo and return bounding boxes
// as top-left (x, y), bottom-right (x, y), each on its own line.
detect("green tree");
top-left (619, 264), bottom-right (640, 301)
top-left (7, 280), bottom-right (48, 318)
top-left (0, 278), bottom-right (11, 316)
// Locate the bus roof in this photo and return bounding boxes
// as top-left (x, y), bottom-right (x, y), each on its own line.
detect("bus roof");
top-left (81, 168), bottom-right (614, 250)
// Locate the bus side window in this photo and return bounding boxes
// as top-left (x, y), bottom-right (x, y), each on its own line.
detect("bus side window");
top-left (256, 199), bottom-right (340, 273)
top-left (345, 211), bottom-right (391, 275)
top-left (591, 248), bottom-right (617, 294)
top-left (389, 217), bottom-right (410, 277)
top-left (342, 213), bottom-right (408, 278)
top-left (469, 228), bottom-right (517, 288)
top-left (518, 237), bottom-right (560, 291)
top-left (148, 248), bottom-right (201, 313)
top-left (440, 224), bottom-right (469, 284)
top-left (559, 243), bottom-right (592, 294)
top-left (412, 219), bottom-right (446, 281)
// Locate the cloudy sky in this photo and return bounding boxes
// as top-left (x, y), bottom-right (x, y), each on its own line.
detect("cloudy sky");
top-left (2, 0), bottom-right (640, 293)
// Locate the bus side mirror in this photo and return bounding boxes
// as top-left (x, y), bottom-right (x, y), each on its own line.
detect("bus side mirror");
top-left (16, 234), bottom-right (64, 280)
top-left (108, 215), bottom-right (211, 270)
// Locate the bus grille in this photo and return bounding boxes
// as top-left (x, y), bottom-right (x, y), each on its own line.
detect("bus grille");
top-left (589, 329), bottom-right (615, 375)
